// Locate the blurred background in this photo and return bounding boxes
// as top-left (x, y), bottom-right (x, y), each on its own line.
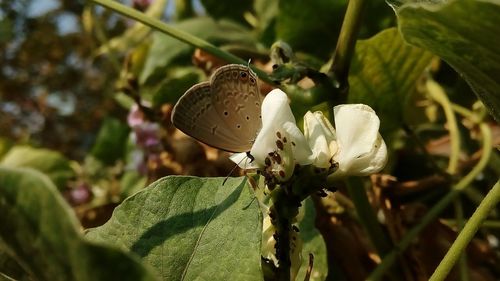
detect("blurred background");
top-left (1, 1), bottom-right (500, 280)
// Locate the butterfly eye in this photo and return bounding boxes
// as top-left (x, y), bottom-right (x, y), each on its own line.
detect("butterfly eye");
top-left (240, 71), bottom-right (248, 81)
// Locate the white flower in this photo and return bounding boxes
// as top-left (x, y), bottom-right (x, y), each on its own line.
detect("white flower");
top-left (304, 104), bottom-right (387, 180)
top-left (230, 89), bottom-right (312, 181)
top-left (303, 111), bottom-right (338, 169)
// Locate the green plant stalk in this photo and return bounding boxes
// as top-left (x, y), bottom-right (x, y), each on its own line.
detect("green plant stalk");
top-left (328, 0), bottom-right (368, 91)
top-left (368, 123), bottom-right (492, 281)
top-left (443, 219), bottom-right (500, 229)
top-left (426, 79), bottom-right (460, 174)
top-left (429, 180), bottom-right (500, 281)
top-left (346, 178), bottom-right (392, 257)
top-left (453, 199), bottom-right (469, 281)
top-left (270, 187), bottom-right (297, 281)
top-left (89, 0), bottom-right (274, 84)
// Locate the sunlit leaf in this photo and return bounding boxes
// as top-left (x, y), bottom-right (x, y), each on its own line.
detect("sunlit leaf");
top-left (86, 176), bottom-right (263, 281)
top-left (349, 28), bottom-right (434, 133)
top-left (390, 0), bottom-right (500, 120)
top-left (0, 167), bottom-right (157, 281)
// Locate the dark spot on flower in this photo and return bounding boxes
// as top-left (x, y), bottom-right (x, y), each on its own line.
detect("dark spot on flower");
top-left (279, 170), bottom-right (286, 178)
top-left (292, 225), bottom-right (300, 232)
top-left (265, 157), bottom-right (271, 166)
top-left (283, 137), bottom-right (287, 143)
top-left (276, 140), bottom-right (284, 150)
top-left (276, 131), bottom-right (282, 139)
top-left (291, 141), bottom-right (296, 146)
top-left (224, 111), bottom-right (228, 116)
top-left (274, 153), bottom-right (282, 164)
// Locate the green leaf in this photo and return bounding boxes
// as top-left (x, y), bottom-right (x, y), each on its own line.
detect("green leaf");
top-left (0, 167), bottom-right (157, 281)
top-left (0, 249), bottom-right (28, 281)
top-left (0, 146), bottom-right (75, 189)
top-left (296, 198), bottom-right (327, 281)
top-left (90, 118), bottom-right (130, 165)
top-left (276, 0), bottom-right (347, 59)
top-left (140, 17), bottom-right (254, 84)
top-left (391, 0), bottom-right (500, 121)
top-left (254, 0), bottom-right (279, 44)
top-left (200, 0), bottom-right (253, 23)
top-left (349, 28), bottom-right (434, 133)
top-left (86, 176), bottom-right (263, 281)
top-left (151, 68), bottom-right (202, 107)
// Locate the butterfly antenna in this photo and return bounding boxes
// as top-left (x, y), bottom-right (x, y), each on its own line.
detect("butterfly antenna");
top-left (223, 155), bottom-right (248, 185)
top-left (247, 59), bottom-right (252, 68)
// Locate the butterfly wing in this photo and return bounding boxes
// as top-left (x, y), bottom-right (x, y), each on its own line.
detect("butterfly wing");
top-left (210, 64), bottom-right (263, 149)
top-left (171, 82), bottom-right (251, 152)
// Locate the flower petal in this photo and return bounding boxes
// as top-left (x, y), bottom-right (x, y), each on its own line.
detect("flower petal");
top-left (304, 111), bottom-right (337, 168)
top-left (334, 104), bottom-right (379, 161)
top-left (282, 121), bottom-right (312, 165)
top-left (329, 104), bottom-right (388, 179)
top-left (250, 89), bottom-right (296, 166)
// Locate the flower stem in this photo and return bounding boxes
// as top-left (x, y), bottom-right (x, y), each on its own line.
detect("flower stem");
top-left (328, 0), bottom-right (368, 94)
top-left (367, 122), bottom-right (492, 281)
top-left (453, 199), bottom-right (469, 281)
top-left (88, 0), bottom-right (274, 84)
top-left (429, 180), bottom-right (500, 281)
top-left (270, 187), bottom-right (299, 281)
top-left (426, 79), bottom-right (460, 175)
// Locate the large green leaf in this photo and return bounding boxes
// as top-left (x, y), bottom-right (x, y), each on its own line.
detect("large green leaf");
top-left (0, 146), bottom-right (75, 189)
top-left (390, 0), bottom-right (500, 121)
top-left (140, 17), bottom-right (254, 84)
top-left (86, 176), bottom-right (263, 281)
top-left (0, 167), bottom-right (157, 281)
top-left (349, 28), bottom-right (434, 133)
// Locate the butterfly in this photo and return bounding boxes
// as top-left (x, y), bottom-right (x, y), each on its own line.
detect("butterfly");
top-left (171, 64), bottom-right (263, 153)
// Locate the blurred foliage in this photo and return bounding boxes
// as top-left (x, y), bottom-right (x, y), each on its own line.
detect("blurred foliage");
top-left (0, 145), bottom-right (75, 189)
top-left (0, 167), bottom-right (157, 281)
